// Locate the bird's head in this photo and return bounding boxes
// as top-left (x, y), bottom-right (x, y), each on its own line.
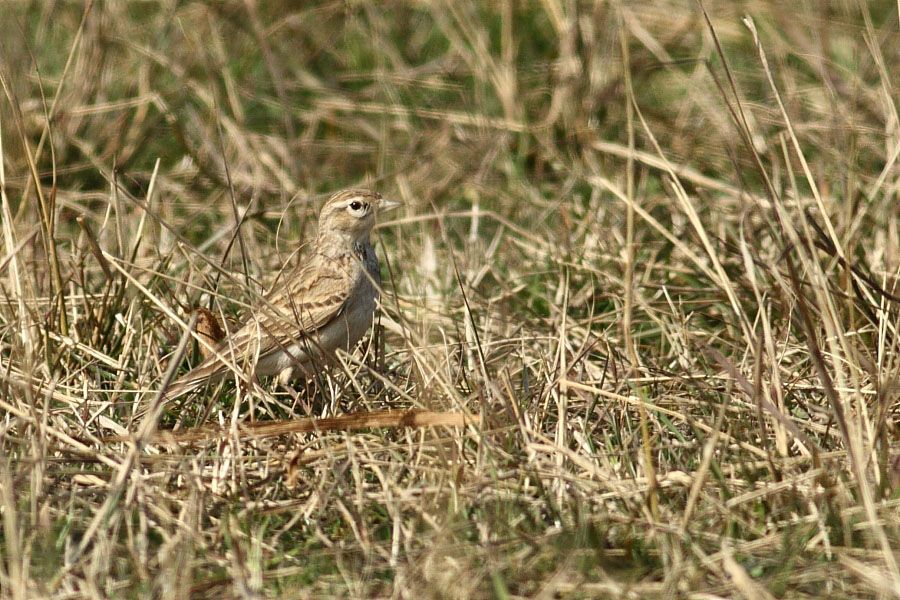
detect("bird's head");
top-left (316, 189), bottom-right (400, 248)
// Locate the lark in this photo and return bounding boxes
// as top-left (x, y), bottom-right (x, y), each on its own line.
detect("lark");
top-left (152, 189), bottom-right (399, 410)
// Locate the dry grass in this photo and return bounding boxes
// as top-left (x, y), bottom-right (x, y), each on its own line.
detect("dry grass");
top-left (0, 1), bottom-right (898, 598)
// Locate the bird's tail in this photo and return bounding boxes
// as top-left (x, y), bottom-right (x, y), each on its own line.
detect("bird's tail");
top-left (131, 364), bottom-right (222, 427)
top-left (131, 307), bottom-right (231, 429)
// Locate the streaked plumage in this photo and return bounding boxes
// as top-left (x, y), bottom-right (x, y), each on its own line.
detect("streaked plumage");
top-left (142, 189), bottom-right (398, 418)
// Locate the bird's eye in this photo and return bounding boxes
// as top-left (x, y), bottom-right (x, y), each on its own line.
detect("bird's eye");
top-left (349, 201), bottom-right (363, 211)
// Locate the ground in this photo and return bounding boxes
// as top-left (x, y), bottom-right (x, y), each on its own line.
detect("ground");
top-left (0, 1), bottom-right (898, 598)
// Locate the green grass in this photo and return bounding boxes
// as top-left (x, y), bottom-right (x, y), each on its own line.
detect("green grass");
top-left (0, 0), bottom-right (898, 598)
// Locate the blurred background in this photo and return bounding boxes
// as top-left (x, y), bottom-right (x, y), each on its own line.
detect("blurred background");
top-left (0, 2), bottom-right (896, 293)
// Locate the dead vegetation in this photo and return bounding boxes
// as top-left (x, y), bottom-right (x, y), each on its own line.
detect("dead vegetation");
top-left (0, 1), bottom-right (898, 598)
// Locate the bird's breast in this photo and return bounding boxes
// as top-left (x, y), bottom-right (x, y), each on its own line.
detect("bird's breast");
top-left (344, 246), bottom-right (380, 342)
top-left (257, 245), bottom-right (380, 378)
top-left (317, 243), bottom-right (380, 352)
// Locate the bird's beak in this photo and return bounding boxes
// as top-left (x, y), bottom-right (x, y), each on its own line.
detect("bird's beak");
top-left (379, 198), bottom-right (402, 211)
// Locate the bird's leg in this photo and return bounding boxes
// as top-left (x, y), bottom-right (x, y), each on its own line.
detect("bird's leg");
top-left (275, 367), bottom-right (320, 417)
top-left (277, 367), bottom-right (304, 413)
top-left (301, 378), bottom-right (319, 417)
top-left (248, 373), bottom-right (271, 422)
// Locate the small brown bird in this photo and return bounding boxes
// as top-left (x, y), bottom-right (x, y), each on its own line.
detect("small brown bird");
top-left (144, 189), bottom-right (399, 417)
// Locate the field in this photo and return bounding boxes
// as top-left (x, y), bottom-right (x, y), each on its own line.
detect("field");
top-left (0, 1), bottom-right (898, 598)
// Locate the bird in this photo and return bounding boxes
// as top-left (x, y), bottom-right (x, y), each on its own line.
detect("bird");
top-left (139, 188), bottom-right (400, 421)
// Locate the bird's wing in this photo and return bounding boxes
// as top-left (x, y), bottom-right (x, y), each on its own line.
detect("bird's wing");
top-left (244, 254), bottom-right (359, 360)
top-left (135, 251), bottom-right (360, 424)
top-left (178, 252), bottom-right (358, 380)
